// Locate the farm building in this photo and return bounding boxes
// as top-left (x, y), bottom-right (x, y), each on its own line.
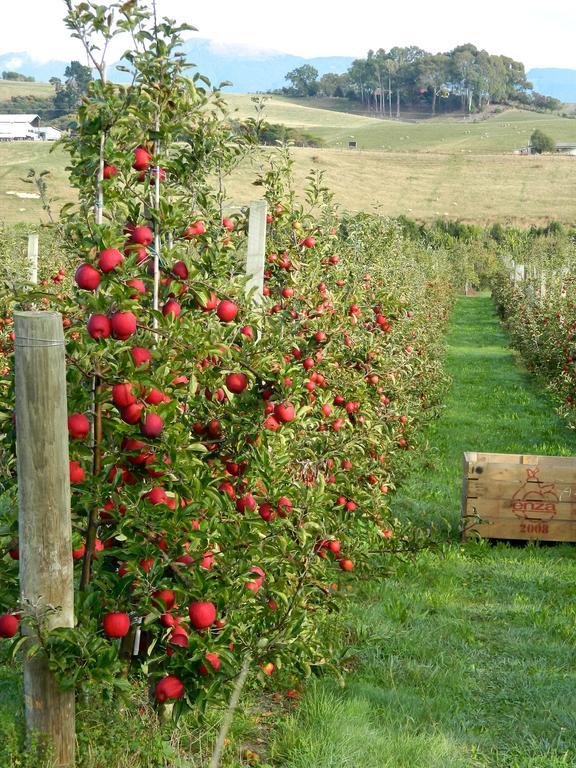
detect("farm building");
top-left (37, 126), bottom-right (62, 141)
top-left (555, 142), bottom-right (576, 155)
top-left (0, 114), bottom-right (40, 141)
top-left (514, 142), bottom-right (576, 155)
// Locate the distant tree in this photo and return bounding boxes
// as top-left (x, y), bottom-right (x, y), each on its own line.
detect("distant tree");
top-left (53, 60), bottom-right (92, 112)
top-left (531, 92), bottom-right (563, 112)
top-left (2, 71), bottom-right (34, 82)
top-left (285, 65), bottom-right (319, 97)
top-left (387, 46), bottom-right (427, 118)
top-left (530, 129), bottom-right (556, 153)
top-left (49, 77), bottom-right (63, 91)
top-left (318, 72), bottom-right (349, 97)
top-left (348, 58), bottom-right (373, 107)
top-left (418, 54), bottom-right (450, 114)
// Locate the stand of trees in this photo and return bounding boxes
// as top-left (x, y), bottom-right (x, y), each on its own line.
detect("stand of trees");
top-left (281, 44), bottom-right (563, 116)
top-left (1, 71), bottom-right (35, 82)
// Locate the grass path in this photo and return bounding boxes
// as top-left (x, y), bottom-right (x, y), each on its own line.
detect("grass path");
top-left (267, 296), bottom-right (576, 768)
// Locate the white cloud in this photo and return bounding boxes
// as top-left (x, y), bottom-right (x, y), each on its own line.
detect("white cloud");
top-left (3, 57), bottom-right (23, 69)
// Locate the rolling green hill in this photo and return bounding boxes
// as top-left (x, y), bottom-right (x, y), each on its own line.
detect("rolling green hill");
top-left (0, 80), bottom-right (54, 100)
top-left (1, 91), bottom-right (576, 227)
top-left (225, 94), bottom-right (576, 153)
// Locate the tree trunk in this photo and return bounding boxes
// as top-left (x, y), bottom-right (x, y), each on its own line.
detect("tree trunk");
top-left (396, 88), bottom-right (400, 119)
top-left (388, 75), bottom-right (392, 118)
top-left (432, 89), bottom-right (437, 116)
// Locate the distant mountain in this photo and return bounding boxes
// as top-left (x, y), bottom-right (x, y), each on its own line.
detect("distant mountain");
top-left (110, 38), bottom-right (354, 91)
top-left (0, 40), bottom-right (354, 93)
top-left (0, 52), bottom-right (66, 81)
top-left (528, 68), bottom-right (576, 103)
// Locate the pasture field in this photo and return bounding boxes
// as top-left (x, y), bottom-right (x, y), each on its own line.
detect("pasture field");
top-left (1, 141), bottom-right (576, 227)
top-left (1, 90), bottom-right (576, 226)
top-left (0, 80), bottom-right (55, 100)
top-left (225, 94), bottom-right (576, 153)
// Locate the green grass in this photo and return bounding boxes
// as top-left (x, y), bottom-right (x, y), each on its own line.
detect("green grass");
top-left (226, 94), bottom-right (576, 153)
top-left (2, 95), bottom-right (576, 225)
top-left (0, 80), bottom-right (54, 100)
top-left (2, 141), bottom-right (576, 227)
top-left (266, 296), bottom-right (576, 768)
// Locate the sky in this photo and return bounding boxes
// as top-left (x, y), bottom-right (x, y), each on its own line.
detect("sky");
top-left (0, 0), bottom-right (575, 69)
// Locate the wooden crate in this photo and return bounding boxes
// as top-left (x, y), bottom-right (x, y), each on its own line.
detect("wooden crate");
top-left (462, 452), bottom-right (576, 542)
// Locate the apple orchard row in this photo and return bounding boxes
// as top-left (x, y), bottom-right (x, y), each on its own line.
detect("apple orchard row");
top-left (0, 4), bottom-right (453, 718)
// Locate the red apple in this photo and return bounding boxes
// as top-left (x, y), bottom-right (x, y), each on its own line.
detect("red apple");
top-left (274, 402), bottom-right (295, 423)
top-left (0, 614), bottom-right (19, 638)
top-left (131, 347), bottom-right (152, 366)
top-left (162, 300), bottom-right (181, 318)
top-left (126, 278), bottom-right (146, 297)
top-left (132, 146), bottom-right (151, 171)
top-left (199, 652), bottom-right (220, 675)
top-left (112, 382), bottom-right (137, 408)
top-left (111, 311), bottom-right (137, 340)
top-left (152, 589), bottom-right (176, 611)
top-left (216, 300), bottom-right (238, 323)
top-left (225, 373), bottom-right (248, 394)
top-left (145, 388), bottom-right (167, 405)
top-left (68, 413), bottom-right (90, 440)
top-left (172, 261), bottom-right (189, 280)
top-left (145, 486), bottom-right (170, 506)
top-left (103, 164), bottom-right (117, 179)
top-left (102, 612), bottom-right (130, 638)
top-left (155, 675), bottom-right (184, 703)
top-left (199, 292), bottom-right (218, 312)
top-left (119, 403), bottom-right (144, 424)
top-left (87, 314), bottom-right (112, 339)
top-left (140, 413), bottom-right (163, 438)
top-left (188, 601), bottom-right (216, 630)
top-left (69, 461), bottom-right (85, 484)
top-left (75, 263), bottom-right (101, 290)
top-left (98, 248), bottom-right (123, 273)
top-left (130, 226), bottom-right (154, 246)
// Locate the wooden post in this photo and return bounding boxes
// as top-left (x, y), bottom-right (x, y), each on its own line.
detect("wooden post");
top-left (27, 234), bottom-right (39, 285)
top-left (245, 201), bottom-right (268, 304)
top-left (14, 312), bottom-right (75, 768)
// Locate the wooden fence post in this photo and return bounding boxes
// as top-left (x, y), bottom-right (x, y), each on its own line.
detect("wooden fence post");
top-left (245, 201), bottom-right (268, 304)
top-left (14, 312), bottom-right (75, 768)
top-left (27, 234), bottom-right (39, 285)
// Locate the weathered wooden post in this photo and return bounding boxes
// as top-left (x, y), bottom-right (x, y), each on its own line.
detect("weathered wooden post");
top-left (245, 200), bottom-right (268, 304)
top-left (14, 312), bottom-right (75, 768)
top-left (27, 234), bottom-right (39, 285)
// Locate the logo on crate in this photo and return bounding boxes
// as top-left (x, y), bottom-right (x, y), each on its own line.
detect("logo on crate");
top-left (511, 468), bottom-right (559, 521)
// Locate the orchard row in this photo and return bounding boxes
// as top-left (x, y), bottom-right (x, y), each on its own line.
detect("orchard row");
top-left (0, 3), bottom-right (453, 723)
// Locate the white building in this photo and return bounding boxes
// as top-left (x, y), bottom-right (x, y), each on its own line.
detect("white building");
top-left (38, 126), bottom-right (62, 141)
top-left (0, 114), bottom-right (40, 141)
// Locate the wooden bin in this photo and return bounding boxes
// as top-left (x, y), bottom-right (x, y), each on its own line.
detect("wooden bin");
top-left (462, 452), bottom-right (576, 542)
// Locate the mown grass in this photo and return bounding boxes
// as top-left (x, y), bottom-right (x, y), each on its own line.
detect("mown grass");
top-left (2, 141), bottom-right (576, 227)
top-left (266, 296), bottom-right (576, 768)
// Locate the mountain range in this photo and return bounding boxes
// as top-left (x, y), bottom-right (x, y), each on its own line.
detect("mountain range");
top-left (0, 40), bottom-right (354, 93)
top-left (1, 42), bottom-right (575, 101)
